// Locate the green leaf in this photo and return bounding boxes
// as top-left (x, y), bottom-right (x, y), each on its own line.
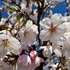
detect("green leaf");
top-left (60, 56), bottom-right (66, 65)
top-left (6, 4), bottom-right (17, 11)
top-left (16, 13), bottom-right (22, 20)
top-left (22, 20), bottom-right (27, 26)
top-left (0, 25), bottom-right (8, 30)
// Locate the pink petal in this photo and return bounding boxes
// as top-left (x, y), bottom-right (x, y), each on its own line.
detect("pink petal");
top-left (17, 54), bottom-right (31, 67)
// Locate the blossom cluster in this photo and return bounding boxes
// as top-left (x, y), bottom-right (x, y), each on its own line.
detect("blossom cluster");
top-left (0, 0), bottom-right (70, 70)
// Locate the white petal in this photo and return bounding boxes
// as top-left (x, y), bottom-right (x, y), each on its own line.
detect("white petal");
top-left (54, 49), bottom-right (62, 57)
top-left (31, 25), bottom-right (38, 34)
top-left (35, 57), bottom-right (41, 66)
top-left (63, 22), bottom-right (70, 32)
top-left (51, 13), bottom-right (62, 25)
top-left (40, 30), bottom-right (50, 41)
top-left (40, 18), bottom-right (51, 29)
top-left (25, 20), bottom-right (33, 29)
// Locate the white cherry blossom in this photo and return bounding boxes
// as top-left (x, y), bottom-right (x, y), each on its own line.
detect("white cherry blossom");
top-left (0, 34), bottom-right (21, 55)
top-left (40, 45), bottom-right (53, 58)
top-left (40, 13), bottom-right (66, 45)
top-left (19, 20), bottom-right (38, 46)
top-left (21, 3), bottom-right (32, 15)
top-left (40, 45), bottom-right (62, 58)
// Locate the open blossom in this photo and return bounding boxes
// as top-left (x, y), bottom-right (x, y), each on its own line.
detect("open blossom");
top-left (40, 13), bottom-right (66, 45)
top-left (21, 2), bottom-right (32, 15)
top-left (40, 45), bottom-right (53, 58)
top-left (19, 20), bottom-right (38, 46)
top-left (17, 54), bottom-right (32, 70)
top-left (40, 45), bottom-right (62, 58)
top-left (0, 34), bottom-right (21, 55)
top-left (17, 54), bottom-right (31, 67)
top-left (17, 50), bottom-right (43, 70)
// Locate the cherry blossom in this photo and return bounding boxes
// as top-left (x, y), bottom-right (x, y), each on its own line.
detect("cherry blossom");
top-left (40, 13), bottom-right (66, 45)
top-left (21, 1), bottom-right (32, 15)
top-left (40, 45), bottom-right (62, 58)
top-left (0, 0), bottom-right (69, 70)
top-left (17, 50), bottom-right (43, 70)
top-left (0, 34), bottom-right (21, 55)
top-left (40, 45), bottom-right (53, 58)
top-left (30, 50), bottom-right (44, 69)
top-left (19, 20), bottom-right (38, 46)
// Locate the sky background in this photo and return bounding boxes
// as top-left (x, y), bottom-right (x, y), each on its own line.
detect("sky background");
top-left (0, 0), bottom-right (67, 18)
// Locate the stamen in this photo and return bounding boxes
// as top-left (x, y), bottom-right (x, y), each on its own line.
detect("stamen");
top-left (24, 30), bottom-right (29, 37)
top-left (2, 39), bottom-right (9, 47)
top-left (49, 24), bottom-right (56, 33)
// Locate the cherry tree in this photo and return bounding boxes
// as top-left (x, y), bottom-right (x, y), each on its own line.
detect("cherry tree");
top-left (0, 0), bottom-right (70, 70)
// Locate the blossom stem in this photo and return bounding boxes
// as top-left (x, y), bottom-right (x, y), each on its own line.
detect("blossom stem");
top-left (13, 65), bottom-right (16, 70)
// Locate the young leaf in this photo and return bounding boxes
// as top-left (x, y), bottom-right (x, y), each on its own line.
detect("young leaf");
top-left (0, 25), bottom-right (8, 30)
top-left (22, 20), bottom-right (27, 26)
top-left (6, 4), bottom-right (17, 11)
top-left (16, 13), bottom-right (22, 20)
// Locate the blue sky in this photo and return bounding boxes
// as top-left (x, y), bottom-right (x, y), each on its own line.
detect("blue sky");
top-left (51, 1), bottom-right (66, 15)
top-left (0, 0), bottom-right (67, 18)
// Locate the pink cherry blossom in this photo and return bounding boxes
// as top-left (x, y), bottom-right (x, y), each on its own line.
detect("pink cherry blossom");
top-left (17, 50), bottom-right (44, 70)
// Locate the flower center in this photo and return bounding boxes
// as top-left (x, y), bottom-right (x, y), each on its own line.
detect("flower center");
top-left (49, 24), bottom-right (56, 33)
top-left (2, 39), bottom-right (9, 47)
top-left (24, 30), bottom-right (29, 37)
